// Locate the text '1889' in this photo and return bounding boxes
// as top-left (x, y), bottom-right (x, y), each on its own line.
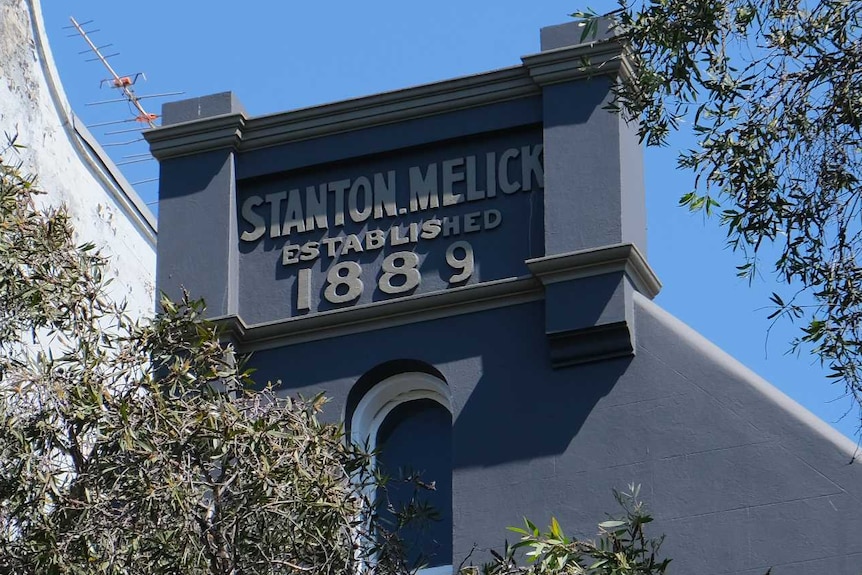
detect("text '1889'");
top-left (296, 241), bottom-right (474, 310)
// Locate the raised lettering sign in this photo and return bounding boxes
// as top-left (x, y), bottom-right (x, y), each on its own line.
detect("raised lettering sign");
top-left (236, 136), bottom-right (543, 321)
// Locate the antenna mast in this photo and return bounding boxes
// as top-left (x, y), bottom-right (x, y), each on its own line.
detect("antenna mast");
top-left (64, 17), bottom-right (184, 196)
top-left (67, 16), bottom-right (174, 128)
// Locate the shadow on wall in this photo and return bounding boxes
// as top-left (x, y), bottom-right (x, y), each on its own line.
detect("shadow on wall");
top-left (453, 354), bottom-right (630, 469)
top-left (247, 303), bottom-right (628, 467)
top-left (334, 306), bottom-right (629, 470)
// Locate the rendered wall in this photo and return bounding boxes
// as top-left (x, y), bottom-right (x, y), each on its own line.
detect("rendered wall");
top-left (209, 292), bottom-right (862, 575)
top-left (0, 0), bottom-right (156, 317)
top-left (147, 20), bottom-right (862, 575)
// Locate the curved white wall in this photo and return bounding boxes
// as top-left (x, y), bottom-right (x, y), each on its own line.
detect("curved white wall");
top-left (0, 0), bottom-right (155, 317)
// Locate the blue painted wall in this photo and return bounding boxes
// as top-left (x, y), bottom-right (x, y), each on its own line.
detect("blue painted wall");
top-left (147, 20), bottom-right (862, 575)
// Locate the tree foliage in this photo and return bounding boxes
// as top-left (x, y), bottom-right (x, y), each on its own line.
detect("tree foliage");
top-left (0, 143), bottom-right (414, 574)
top-left (471, 485), bottom-right (672, 575)
top-left (576, 0), bottom-right (862, 428)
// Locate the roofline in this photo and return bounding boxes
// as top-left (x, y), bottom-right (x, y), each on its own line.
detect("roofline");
top-left (145, 37), bottom-right (630, 161)
top-left (637, 292), bottom-right (860, 457)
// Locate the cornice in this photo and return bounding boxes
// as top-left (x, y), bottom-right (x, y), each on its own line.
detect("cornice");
top-left (239, 66), bottom-right (540, 151)
top-left (144, 67), bottom-right (537, 161)
top-left (210, 244), bottom-right (659, 352)
top-left (145, 113), bottom-right (246, 161)
top-left (521, 38), bottom-right (627, 86)
top-left (144, 38), bottom-right (630, 161)
top-left (526, 243), bottom-right (661, 299)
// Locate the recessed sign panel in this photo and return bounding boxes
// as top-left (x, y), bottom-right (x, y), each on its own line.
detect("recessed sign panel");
top-left (236, 129), bottom-right (544, 324)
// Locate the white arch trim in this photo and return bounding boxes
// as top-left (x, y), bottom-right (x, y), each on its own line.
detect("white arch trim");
top-left (350, 371), bottom-right (453, 453)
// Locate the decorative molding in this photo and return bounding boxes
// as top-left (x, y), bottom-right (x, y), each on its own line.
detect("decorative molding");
top-left (526, 243), bottom-right (661, 299)
top-left (146, 113), bottom-right (247, 160)
top-left (212, 245), bottom-right (659, 353)
top-left (240, 67), bottom-right (539, 151)
top-left (521, 39), bottom-right (628, 86)
top-left (548, 321), bottom-right (634, 368)
top-left (350, 371), bottom-right (452, 449)
top-left (212, 275), bottom-right (543, 351)
top-left (145, 68), bottom-right (537, 160)
top-left (145, 39), bottom-right (632, 162)
top-left (348, 372), bottom-right (454, 575)
top-left (527, 244), bottom-right (659, 368)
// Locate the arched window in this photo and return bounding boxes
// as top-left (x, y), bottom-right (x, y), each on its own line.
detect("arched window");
top-left (350, 372), bottom-right (453, 573)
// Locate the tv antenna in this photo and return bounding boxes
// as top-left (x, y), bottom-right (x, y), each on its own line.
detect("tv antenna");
top-left (65, 17), bottom-right (182, 132)
top-left (64, 17), bottom-right (184, 199)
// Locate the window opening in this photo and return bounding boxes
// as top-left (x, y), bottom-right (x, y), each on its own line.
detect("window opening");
top-left (350, 372), bottom-right (453, 573)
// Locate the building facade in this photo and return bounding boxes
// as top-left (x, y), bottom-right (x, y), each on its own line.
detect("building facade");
top-left (146, 22), bottom-right (862, 575)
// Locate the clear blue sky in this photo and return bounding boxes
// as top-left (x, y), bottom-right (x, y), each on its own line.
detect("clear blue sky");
top-left (40, 0), bottom-right (860, 441)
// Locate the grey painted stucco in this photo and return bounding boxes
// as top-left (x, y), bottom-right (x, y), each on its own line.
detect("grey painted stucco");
top-left (233, 292), bottom-right (862, 574)
top-left (146, 19), bottom-right (862, 575)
